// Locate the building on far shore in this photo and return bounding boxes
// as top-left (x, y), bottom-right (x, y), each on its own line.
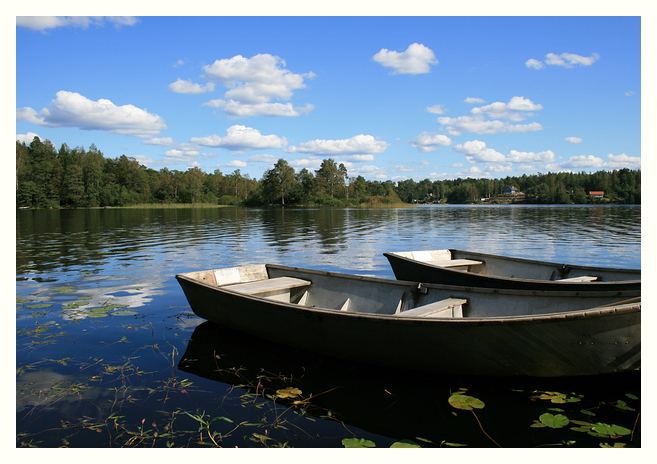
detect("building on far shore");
top-left (589, 191), bottom-right (604, 199)
top-left (503, 185), bottom-right (518, 195)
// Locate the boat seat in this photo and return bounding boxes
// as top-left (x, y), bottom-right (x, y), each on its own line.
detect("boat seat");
top-left (222, 277), bottom-right (311, 302)
top-left (396, 298), bottom-right (467, 318)
top-left (558, 275), bottom-right (599, 282)
top-left (433, 259), bottom-right (483, 268)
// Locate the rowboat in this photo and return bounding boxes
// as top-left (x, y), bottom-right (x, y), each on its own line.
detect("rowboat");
top-left (176, 264), bottom-right (640, 377)
top-left (384, 249), bottom-right (641, 291)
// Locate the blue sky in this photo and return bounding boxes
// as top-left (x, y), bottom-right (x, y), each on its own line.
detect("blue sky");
top-left (15, 15), bottom-right (642, 182)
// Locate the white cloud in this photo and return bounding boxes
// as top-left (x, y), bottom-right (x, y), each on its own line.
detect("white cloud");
top-left (190, 125), bottom-right (287, 151)
top-left (286, 134), bottom-right (389, 156)
top-left (464, 97), bottom-right (486, 104)
top-left (525, 58), bottom-right (544, 70)
top-left (425, 104), bottom-right (446, 114)
top-left (173, 60), bottom-right (185, 68)
top-left (169, 78), bottom-right (215, 94)
top-left (605, 153), bottom-right (641, 169)
top-left (410, 131), bottom-right (452, 153)
top-left (453, 140), bottom-right (506, 164)
top-left (289, 156), bottom-right (323, 172)
top-left (17, 16), bottom-right (138, 31)
top-left (527, 52), bottom-right (600, 69)
top-left (507, 149), bottom-right (555, 163)
top-left (471, 96), bottom-right (543, 120)
top-left (143, 137), bottom-right (175, 146)
top-left (16, 132), bottom-right (42, 144)
top-left (221, 102), bottom-right (314, 118)
top-left (350, 165), bottom-right (390, 179)
top-left (372, 43), bottom-right (438, 75)
top-left (552, 153), bottom-right (640, 171)
top-left (248, 154), bottom-right (278, 163)
top-left (201, 53), bottom-right (315, 118)
top-left (342, 154), bottom-right (376, 162)
top-left (16, 91), bottom-right (167, 138)
top-left (625, 91), bottom-right (635, 97)
top-left (224, 160), bottom-right (248, 168)
top-left (438, 115), bottom-right (543, 135)
top-left (565, 136), bottom-right (583, 144)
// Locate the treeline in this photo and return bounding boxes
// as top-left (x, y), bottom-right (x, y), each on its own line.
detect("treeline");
top-left (16, 137), bottom-right (640, 208)
top-left (395, 169), bottom-right (641, 205)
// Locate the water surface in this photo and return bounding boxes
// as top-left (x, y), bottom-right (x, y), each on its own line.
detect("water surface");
top-left (16, 205), bottom-right (641, 448)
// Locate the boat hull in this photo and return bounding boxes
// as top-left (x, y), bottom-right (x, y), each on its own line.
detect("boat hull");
top-left (384, 249), bottom-right (641, 291)
top-left (177, 265), bottom-right (640, 377)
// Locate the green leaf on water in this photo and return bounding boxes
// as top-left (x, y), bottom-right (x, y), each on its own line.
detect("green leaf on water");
top-left (448, 394), bottom-right (485, 410)
top-left (390, 439), bottom-right (421, 448)
top-left (615, 400), bottom-right (635, 412)
top-left (52, 287), bottom-right (76, 294)
top-left (342, 438), bottom-right (376, 448)
top-left (626, 393), bottom-right (638, 400)
top-left (62, 301), bottom-right (89, 309)
top-left (600, 442), bottom-right (626, 448)
top-left (539, 413), bottom-right (569, 429)
top-left (17, 298), bottom-right (31, 303)
top-left (590, 423), bottom-right (632, 437)
top-left (580, 409), bottom-right (596, 417)
top-left (26, 304), bottom-right (52, 309)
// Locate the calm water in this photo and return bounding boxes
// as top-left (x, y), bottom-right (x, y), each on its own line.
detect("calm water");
top-left (16, 205), bottom-right (641, 448)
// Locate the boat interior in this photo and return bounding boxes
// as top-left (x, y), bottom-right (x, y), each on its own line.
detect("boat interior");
top-left (180, 264), bottom-right (638, 319)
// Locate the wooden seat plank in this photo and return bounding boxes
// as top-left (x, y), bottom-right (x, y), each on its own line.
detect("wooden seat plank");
top-left (396, 298), bottom-right (467, 318)
top-left (223, 277), bottom-right (311, 295)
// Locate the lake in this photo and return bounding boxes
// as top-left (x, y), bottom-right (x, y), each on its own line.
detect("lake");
top-left (16, 205), bottom-right (641, 448)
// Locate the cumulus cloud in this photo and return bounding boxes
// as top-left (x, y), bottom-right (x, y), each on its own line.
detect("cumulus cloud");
top-left (565, 136), bottom-right (582, 144)
top-left (507, 149), bottom-right (555, 163)
top-left (425, 104), bottom-right (446, 114)
top-left (410, 131), bottom-right (452, 153)
top-left (525, 58), bottom-right (544, 70)
top-left (527, 52), bottom-right (600, 69)
top-left (464, 97), bottom-right (486, 104)
top-left (169, 79), bottom-right (215, 94)
top-left (438, 115), bottom-right (543, 135)
top-left (143, 137), bottom-right (175, 146)
top-left (286, 134), bottom-right (389, 156)
top-left (200, 53), bottom-right (315, 118)
top-left (16, 91), bottom-right (167, 138)
top-left (248, 154), bottom-right (279, 164)
top-left (453, 140), bottom-right (506, 164)
top-left (17, 16), bottom-right (138, 31)
top-left (557, 153), bottom-right (640, 171)
top-left (190, 125), bottom-right (287, 151)
top-left (470, 96), bottom-right (543, 121)
top-left (222, 102), bottom-right (314, 118)
top-left (16, 132), bottom-right (42, 145)
top-left (373, 43), bottom-right (438, 75)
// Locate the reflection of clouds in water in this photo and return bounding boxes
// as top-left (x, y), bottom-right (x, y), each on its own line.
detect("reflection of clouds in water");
top-left (16, 368), bottom-right (104, 413)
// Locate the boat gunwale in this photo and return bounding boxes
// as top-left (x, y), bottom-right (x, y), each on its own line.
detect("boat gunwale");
top-left (175, 264), bottom-right (641, 324)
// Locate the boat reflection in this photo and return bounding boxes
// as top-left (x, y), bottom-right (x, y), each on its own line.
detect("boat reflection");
top-left (178, 321), bottom-right (640, 447)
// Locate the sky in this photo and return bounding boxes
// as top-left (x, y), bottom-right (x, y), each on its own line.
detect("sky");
top-left (14, 14), bottom-right (643, 183)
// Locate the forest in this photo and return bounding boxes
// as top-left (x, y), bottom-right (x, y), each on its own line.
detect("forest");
top-left (16, 137), bottom-right (641, 208)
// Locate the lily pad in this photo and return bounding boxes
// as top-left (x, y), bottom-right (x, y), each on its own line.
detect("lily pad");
top-left (342, 438), bottom-right (376, 448)
top-left (448, 394), bottom-right (485, 411)
top-left (390, 439), bottom-right (421, 448)
top-left (539, 413), bottom-right (569, 429)
top-left (52, 287), bottom-right (76, 294)
top-left (26, 304), bottom-right (53, 309)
